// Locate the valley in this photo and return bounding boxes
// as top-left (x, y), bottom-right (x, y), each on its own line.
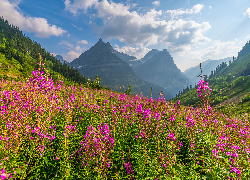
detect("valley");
top-left (0, 16), bottom-right (250, 179)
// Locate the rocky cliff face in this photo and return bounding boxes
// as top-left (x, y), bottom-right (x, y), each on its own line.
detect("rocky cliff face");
top-left (133, 49), bottom-right (191, 96)
top-left (69, 38), bottom-right (172, 100)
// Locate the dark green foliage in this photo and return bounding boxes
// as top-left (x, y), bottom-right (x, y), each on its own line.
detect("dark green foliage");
top-left (125, 85), bottom-right (131, 95)
top-left (0, 16), bottom-right (86, 85)
top-left (176, 132), bottom-right (191, 166)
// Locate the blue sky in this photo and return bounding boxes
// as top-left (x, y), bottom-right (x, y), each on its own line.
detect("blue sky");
top-left (1, 0), bottom-right (250, 71)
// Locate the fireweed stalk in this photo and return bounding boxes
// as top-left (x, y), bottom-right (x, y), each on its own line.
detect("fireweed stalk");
top-left (0, 57), bottom-right (250, 179)
top-left (197, 79), bottom-right (212, 110)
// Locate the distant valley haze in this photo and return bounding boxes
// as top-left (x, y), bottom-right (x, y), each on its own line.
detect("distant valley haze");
top-left (1, 0), bottom-right (250, 72)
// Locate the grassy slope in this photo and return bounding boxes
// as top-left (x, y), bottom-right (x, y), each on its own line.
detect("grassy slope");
top-left (0, 50), bottom-right (83, 88)
top-left (1, 71), bottom-right (250, 179)
top-left (171, 52), bottom-right (250, 118)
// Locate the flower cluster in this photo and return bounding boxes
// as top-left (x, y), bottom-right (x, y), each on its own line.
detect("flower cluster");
top-left (124, 161), bottom-right (134, 175)
top-left (197, 79), bottom-right (212, 108)
top-left (73, 123), bottom-right (114, 172)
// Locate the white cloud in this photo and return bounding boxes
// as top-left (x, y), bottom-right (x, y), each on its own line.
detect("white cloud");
top-left (59, 41), bottom-right (75, 49)
top-left (209, 6), bottom-right (212, 9)
top-left (245, 34), bottom-right (250, 40)
top-left (0, 0), bottom-right (66, 38)
top-left (152, 1), bottom-right (160, 6)
top-left (59, 40), bottom-right (87, 62)
top-left (245, 7), bottom-right (250, 18)
top-left (115, 44), bottom-right (150, 59)
top-left (72, 23), bottom-right (83, 30)
top-left (175, 39), bottom-right (241, 71)
top-left (93, 2), bottom-right (209, 50)
top-left (67, 34), bottom-right (70, 37)
top-left (94, 0), bottom-right (130, 17)
top-left (64, 0), bottom-right (98, 15)
top-left (167, 4), bottom-right (204, 18)
top-left (77, 40), bottom-right (88, 44)
top-left (65, 1), bottom-right (209, 54)
top-left (178, 40), bottom-right (240, 60)
top-left (64, 51), bottom-right (81, 62)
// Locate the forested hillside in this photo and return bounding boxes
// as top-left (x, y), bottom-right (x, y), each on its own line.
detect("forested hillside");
top-left (184, 57), bottom-right (232, 85)
top-left (171, 41), bottom-right (250, 117)
top-left (0, 16), bottom-right (87, 86)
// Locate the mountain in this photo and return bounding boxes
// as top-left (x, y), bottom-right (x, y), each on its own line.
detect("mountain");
top-left (212, 41), bottom-right (250, 78)
top-left (133, 49), bottom-right (191, 96)
top-left (237, 40), bottom-right (250, 59)
top-left (171, 40), bottom-right (250, 117)
top-left (55, 55), bottom-right (70, 66)
top-left (184, 57), bottom-right (232, 85)
top-left (141, 49), bottom-right (159, 63)
top-left (69, 38), bottom-right (172, 100)
top-left (114, 50), bottom-right (143, 68)
top-left (114, 50), bottom-right (136, 63)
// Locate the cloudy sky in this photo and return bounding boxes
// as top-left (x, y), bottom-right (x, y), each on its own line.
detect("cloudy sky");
top-left (1, 0), bottom-right (250, 71)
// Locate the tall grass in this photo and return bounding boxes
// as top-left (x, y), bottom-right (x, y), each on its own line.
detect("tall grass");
top-left (0, 55), bottom-right (249, 179)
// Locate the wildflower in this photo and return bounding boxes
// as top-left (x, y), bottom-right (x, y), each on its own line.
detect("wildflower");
top-left (167, 133), bottom-right (176, 141)
top-left (230, 165), bottom-right (241, 175)
top-left (212, 148), bottom-right (218, 157)
top-left (0, 168), bottom-right (7, 180)
top-left (125, 162), bottom-right (134, 175)
top-left (229, 158), bottom-right (235, 163)
top-left (186, 116), bottom-right (196, 128)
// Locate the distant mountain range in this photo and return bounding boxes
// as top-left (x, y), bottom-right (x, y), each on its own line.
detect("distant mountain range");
top-left (184, 57), bottom-right (232, 85)
top-left (68, 38), bottom-right (172, 100)
top-left (133, 49), bottom-right (191, 96)
top-left (67, 39), bottom-right (194, 99)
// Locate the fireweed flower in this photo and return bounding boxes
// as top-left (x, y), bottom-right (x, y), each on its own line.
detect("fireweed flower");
top-left (124, 161), bottom-right (134, 175)
top-left (197, 79), bottom-right (212, 108)
top-left (230, 165), bottom-right (241, 175)
top-left (212, 148), bottom-right (218, 157)
top-left (167, 133), bottom-right (176, 141)
top-left (0, 168), bottom-right (7, 180)
top-left (186, 116), bottom-right (196, 128)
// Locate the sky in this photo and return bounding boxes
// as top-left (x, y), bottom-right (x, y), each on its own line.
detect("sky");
top-left (1, 0), bottom-right (250, 72)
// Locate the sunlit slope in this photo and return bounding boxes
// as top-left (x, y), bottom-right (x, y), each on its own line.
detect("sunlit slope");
top-left (0, 65), bottom-right (249, 179)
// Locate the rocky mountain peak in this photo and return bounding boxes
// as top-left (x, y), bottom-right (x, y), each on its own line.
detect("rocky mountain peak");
top-left (142, 49), bottom-right (159, 61)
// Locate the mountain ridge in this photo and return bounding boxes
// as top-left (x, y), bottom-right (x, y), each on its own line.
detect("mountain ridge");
top-left (69, 38), bottom-right (173, 99)
top-left (184, 57), bottom-right (232, 85)
top-left (133, 48), bottom-right (191, 96)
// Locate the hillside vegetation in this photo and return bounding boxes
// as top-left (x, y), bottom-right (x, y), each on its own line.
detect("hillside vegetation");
top-left (0, 60), bottom-right (250, 179)
top-left (0, 16), bottom-right (250, 179)
top-left (171, 44), bottom-right (250, 118)
top-left (0, 17), bottom-right (88, 87)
